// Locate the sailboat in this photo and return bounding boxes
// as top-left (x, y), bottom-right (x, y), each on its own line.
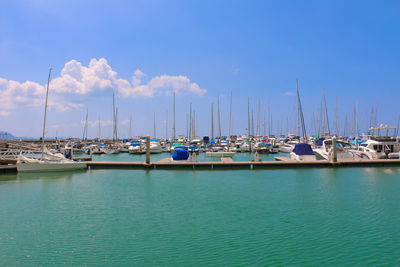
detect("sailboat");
top-left (289, 80), bottom-right (316, 161)
top-left (16, 69), bottom-right (87, 172)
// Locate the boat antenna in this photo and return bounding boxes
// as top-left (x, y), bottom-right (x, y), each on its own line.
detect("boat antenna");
top-left (41, 68), bottom-right (52, 159)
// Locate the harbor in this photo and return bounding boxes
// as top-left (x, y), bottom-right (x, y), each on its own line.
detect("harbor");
top-left (2, 1), bottom-right (400, 265)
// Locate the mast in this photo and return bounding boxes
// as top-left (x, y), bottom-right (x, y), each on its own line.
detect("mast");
top-left (129, 114), bottom-right (132, 139)
top-left (172, 91), bottom-right (176, 141)
top-left (112, 92), bottom-right (115, 141)
top-left (296, 80), bottom-right (307, 140)
top-left (98, 114), bottom-right (101, 140)
top-left (251, 109), bottom-right (254, 137)
top-left (165, 110), bottom-right (168, 141)
top-left (268, 102), bottom-right (271, 136)
top-left (263, 111), bottom-right (266, 136)
top-left (229, 91), bottom-right (232, 138)
top-left (211, 103), bottom-right (214, 140)
top-left (217, 96), bottom-right (221, 142)
top-left (247, 97), bottom-right (250, 137)
top-left (257, 99), bottom-right (260, 136)
top-left (323, 89), bottom-right (330, 136)
top-left (355, 100), bottom-right (359, 137)
top-left (189, 102), bottom-right (192, 141)
top-left (41, 68), bottom-right (52, 158)
top-left (83, 108), bottom-right (88, 140)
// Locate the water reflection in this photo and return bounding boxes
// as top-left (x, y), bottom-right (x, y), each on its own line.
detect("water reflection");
top-left (16, 169), bottom-right (86, 182)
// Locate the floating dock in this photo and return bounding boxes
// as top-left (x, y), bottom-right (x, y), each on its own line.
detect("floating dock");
top-left (2, 158), bottom-right (400, 174)
top-left (86, 158), bottom-right (400, 170)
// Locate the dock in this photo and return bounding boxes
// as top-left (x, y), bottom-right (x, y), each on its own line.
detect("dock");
top-left (86, 158), bottom-right (400, 170)
top-left (2, 158), bottom-right (400, 174)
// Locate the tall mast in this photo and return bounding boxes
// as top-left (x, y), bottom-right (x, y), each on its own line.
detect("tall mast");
top-left (83, 108), bottom-right (88, 140)
top-left (251, 109), bottom-right (254, 137)
top-left (247, 97), bottom-right (250, 137)
top-left (98, 114), bottom-right (101, 140)
top-left (263, 111), bottom-right (266, 136)
top-left (189, 102), bottom-right (192, 141)
top-left (257, 99), bottom-right (260, 136)
top-left (165, 110), bottom-right (168, 141)
top-left (217, 96), bottom-right (221, 142)
top-left (355, 100), bottom-right (359, 137)
top-left (229, 91), bottom-right (232, 138)
top-left (129, 114), bottom-right (132, 139)
top-left (268, 102), bottom-right (271, 136)
top-left (172, 91), bottom-right (176, 141)
top-left (296, 80), bottom-right (307, 140)
top-left (211, 103), bottom-right (214, 140)
top-left (41, 68), bottom-right (52, 158)
top-left (112, 92), bottom-right (115, 141)
top-left (323, 89), bottom-right (330, 135)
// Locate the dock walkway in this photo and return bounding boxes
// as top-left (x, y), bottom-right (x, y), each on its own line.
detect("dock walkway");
top-left (2, 158), bottom-right (400, 174)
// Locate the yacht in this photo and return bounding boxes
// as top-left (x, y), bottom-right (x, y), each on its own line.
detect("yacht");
top-left (150, 139), bottom-right (163, 154)
top-left (313, 139), bottom-right (359, 161)
top-left (353, 136), bottom-right (400, 159)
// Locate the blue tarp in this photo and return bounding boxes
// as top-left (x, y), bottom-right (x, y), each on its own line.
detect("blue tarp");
top-left (315, 138), bottom-right (325, 146)
top-left (172, 150), bottom-right (189, 160)
top-left (292, 143), bottom-right (314, 155)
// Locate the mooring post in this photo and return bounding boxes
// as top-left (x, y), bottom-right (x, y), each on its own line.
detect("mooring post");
top-left (332, 136), bottom-right (337, 163)
top-left (146, 135), bottom-right (150, 164)
top-left (355, 137), bottom-right (359, 149)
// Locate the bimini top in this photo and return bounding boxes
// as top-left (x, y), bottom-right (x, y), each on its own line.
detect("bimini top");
top-left (292, 143), bottom-right (314, 155)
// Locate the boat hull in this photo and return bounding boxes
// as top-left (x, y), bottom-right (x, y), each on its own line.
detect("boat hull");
top-left (17, 162), bottom-right (87, 173)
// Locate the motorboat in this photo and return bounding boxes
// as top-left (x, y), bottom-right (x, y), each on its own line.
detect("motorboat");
top-left (150, 140), bottom-right (163, 154)
top-left (352, 136), bottom-right (400, 159)
top-left (313, 139), bottom-right (359, 161)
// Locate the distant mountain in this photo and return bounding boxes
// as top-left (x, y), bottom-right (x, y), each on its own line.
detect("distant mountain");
top-left (0, 131), bottom-right (15, 139)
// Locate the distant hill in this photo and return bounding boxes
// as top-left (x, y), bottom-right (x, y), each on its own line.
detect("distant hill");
top-left (0, 131), bottom-right (15, 139)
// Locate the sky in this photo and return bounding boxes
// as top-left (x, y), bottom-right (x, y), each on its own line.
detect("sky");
top-left (1, 0), bottom-right (400, 138)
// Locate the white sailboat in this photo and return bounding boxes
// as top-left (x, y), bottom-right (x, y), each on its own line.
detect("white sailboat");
top-left (16, 68), bottom-right (87, 172)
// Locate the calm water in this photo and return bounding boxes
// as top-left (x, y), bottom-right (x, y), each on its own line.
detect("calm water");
top-left (1, 166), bottom-right (400, 265)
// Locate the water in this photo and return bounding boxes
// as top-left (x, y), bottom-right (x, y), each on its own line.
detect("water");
top-left (1, 166), bottom-right (400, 265)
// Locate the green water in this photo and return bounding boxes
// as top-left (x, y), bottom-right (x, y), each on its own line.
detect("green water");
top-left (1, 167), bottom-right (400, 266)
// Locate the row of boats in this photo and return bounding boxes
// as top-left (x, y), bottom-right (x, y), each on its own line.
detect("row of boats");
top-left (60, 125), bottom-right (400, 162)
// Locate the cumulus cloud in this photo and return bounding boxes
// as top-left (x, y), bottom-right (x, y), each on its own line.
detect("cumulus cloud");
top-left (0, 110), bottom-right (10, 117)
top-left (0, 58), bottom-right (206, 116)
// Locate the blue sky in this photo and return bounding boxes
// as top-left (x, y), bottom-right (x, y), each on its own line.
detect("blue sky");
top-left (1, 0), bottom-right (399, 138)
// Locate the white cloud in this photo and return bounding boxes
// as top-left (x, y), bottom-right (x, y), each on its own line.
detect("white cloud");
top-left (283, 91), bottom-right (295, 96)
top-left (0, 58), bottom-right (206, 116)
top-left (0, 110), bottom-right (10, 117)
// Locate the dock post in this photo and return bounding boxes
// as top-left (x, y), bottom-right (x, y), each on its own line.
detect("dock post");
top-left (146, 135), bottom-right (150, 164)
top-left (355, 137), bottom-right (359, 149)
top-left (332, 136), bottom-right (337, 163)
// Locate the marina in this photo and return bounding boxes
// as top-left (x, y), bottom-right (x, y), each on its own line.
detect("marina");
top-left (2, 1), bottom-right (400, 265)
